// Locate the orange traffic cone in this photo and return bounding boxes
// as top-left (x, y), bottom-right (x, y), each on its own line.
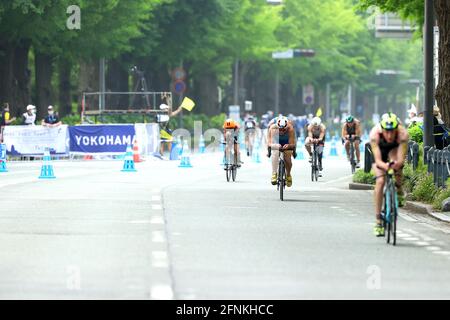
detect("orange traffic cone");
top-left (133, 139), bottom-right (143, 163)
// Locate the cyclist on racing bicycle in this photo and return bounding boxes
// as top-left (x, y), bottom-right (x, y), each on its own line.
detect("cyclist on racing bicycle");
top-left (342, 115), bottom-right (362, 168)
top-left (244, 115), bottom-right (258, 156)
top-left (223, 118), bottom-right (242, 167)
top-left (267, 116), bottom-right (296, 187)
top-left (305, 117), bottom-right (326, 172)
top-left (370, 112), bottom-right (409, 237)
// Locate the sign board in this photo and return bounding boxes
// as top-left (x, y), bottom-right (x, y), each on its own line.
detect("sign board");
top-left (172, 67), bottom-right (186, 81)
top-left (228, 105), bottom-right (240, 121)
top-left (272, 49), bottom-right (294, 59)
top-left (303, 84), bottom-right (314, 105)
top-left (0, 143), bottom-right (6, 160)
top-left (173, 80), bottom-right (186, 95)
top-left (245, 101), bottom-right (253, 111)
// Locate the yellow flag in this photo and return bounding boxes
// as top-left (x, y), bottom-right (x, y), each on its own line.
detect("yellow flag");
top-left (180, 97), bottom-right (196, 112)
top-left (316, 107), bottom-right (323, 117)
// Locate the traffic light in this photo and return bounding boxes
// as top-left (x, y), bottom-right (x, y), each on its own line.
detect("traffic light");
top-left (293, 49), bottom-right (315, 57)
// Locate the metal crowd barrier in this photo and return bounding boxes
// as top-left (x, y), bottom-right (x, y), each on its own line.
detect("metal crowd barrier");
top-left (419, 144), bottom-right (450, 188)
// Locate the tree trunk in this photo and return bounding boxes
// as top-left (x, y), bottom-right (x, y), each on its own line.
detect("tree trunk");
top-left (107, 58), bottom-right (129, 109)
top-left (35, 51), bottom-right (54, 120)
top-left (0, 40), bottom-right (31, 118)
top-left (58, 58), bottom-right (72, 117)
top-left (193, 70), bottom-right (219, 116)
top-left (435, 0), bottom-right (450, 125)
top-left (77, 60), bottom-right (99, 114)
top-left (0, 41), bottom-right (15, 112)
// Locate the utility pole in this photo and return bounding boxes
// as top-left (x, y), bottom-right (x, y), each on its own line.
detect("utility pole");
top-left (423, 0), bottom-right (434, 148)
top-left (233, 59), bottom-right (239, 106)
top-left (275, 70), bottom-right (280, 115)
top-left (99, 58), bottom-right (106, 112)
top-left (326, 83), bottom-right (331, 121)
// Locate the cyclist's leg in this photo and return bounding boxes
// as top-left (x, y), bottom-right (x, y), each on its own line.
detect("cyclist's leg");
top-left (317, 144), bottom-right (324, 170)
top-left (245, 131), bottom-right (250, 155)
top-left (344, 140), bottom-right (350, 159)
top-left (373, 164), bottom-right (386, 224)
top-left (271, 149), bottom-right (280, 184)
top-left (388, 148), bottom-right (405, 205)
top-left (305, 137), bottom-right (313, 159)
top-left (284, 150), bottom-right (293, 187)
top-left (355, 139), bottom-right (361, 163)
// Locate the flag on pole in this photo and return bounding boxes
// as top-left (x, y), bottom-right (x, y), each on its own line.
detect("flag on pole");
top-left (180, 97), bottom-right (196, 112)
top-left (316, 107), bottom-right (323, 117)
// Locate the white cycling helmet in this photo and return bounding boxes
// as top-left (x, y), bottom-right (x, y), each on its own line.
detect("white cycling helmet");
top-left (276, 116), bottom-right (288, 129)
top-left (311, 117), bottom-right (321, 126)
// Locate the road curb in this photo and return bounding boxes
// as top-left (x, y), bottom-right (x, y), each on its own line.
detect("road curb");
top-left (349, 182), bottom-right (374, 190)
top-left (404, 200), bottom-right (450, 223)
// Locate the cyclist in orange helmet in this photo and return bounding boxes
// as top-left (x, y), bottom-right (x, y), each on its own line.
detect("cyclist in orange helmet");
top-left (223, 118), bottom-right (242, 167)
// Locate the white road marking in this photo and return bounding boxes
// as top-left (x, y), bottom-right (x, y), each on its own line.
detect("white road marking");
top-left (425, 246), bottom-right (442, 251)
top-left (433, 251), bottom-right (450, 256)
top-left (420, 235), bottom-right (436, 242)
top-left (129, 220), bottom-right (151, 224)
top-left (151, 195), bottom-right (161, 202)
top-left (398, 214), bottom-right (418, 222)
top-left (403, 228), bottom-right (420, 235)
top-left (152, 231), bottom-right (166, 243)
top-left (150, 216), bottom-right (164, 224)
top-left (403, 237), bottom-right (420, 241)
top-left (324, 175), bottom-right (353, 184)
top-left (151, 285), bottom-right (174, 300)
top-left (397, 233), bottom-right (411, 238)
top-left (415, 241), bottom-right (431, 246)
top-left (152, 251), bottom-right (169, 268)
top-left (152, 204), bottom-right (162, 210)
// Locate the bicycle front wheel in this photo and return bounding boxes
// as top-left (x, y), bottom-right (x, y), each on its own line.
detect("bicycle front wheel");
top-left (232, 165), bottom-right (237, 182)
top-left (385, 189), bottom-right (391, 244)
top-left (279, 160), bottom-right (285, 201)
top-left (392, 190), bottom-right (398, 246)
top-left (226, 166), bottom-right (231, 182)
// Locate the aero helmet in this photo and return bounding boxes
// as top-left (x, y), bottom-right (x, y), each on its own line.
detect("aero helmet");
top-left (380, 112), bottom-right (399, 131)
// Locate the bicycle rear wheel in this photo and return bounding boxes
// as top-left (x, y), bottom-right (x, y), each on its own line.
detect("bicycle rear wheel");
top-left (226, 166), bottom-right (231, 182)
top-left (311, 152), bottom-right (315, 182)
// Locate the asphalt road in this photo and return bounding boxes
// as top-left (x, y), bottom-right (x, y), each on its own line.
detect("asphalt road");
top-left (1, 151), bottom-right (450, 299)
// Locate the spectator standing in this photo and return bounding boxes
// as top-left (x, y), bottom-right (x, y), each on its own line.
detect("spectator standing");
top-left (433, 105), bottom-right (447, 149)
top-left (42, 105), bottom-right (62, 127)
top-left (1, 103), bottom-right (16, 143)
top-left (23, 105), bottom-right (37, 126)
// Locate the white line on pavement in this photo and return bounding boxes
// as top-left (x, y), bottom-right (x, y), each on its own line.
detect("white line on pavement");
top-left (398, 214), bottom-right (418, 222)
top-left (425, 246), bottom-right (442, 251)
top-left (152, 251), bottom-right (169, 268)
top-left (150, 216), bottom-right (164, 224)
top-left (433, 251), bottom-right (450, 256)
top-left (151, 195), bottom-right (161, 202)
top-left (151, 285), bottom-right (174, 300)
top-left (152, 231), bottom-right (166, 243)
top-left (324, 175), bottom-right (353, 185)
top-left (415, 241), bottom-right (431, 246)
top-left (129, 220), bottom-right (151, 224)
top-left (152, 204), bottom-right (162, 210)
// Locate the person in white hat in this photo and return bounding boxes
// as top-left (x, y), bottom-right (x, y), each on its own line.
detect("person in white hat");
top-left (23, 105), bottom-right (36, 126)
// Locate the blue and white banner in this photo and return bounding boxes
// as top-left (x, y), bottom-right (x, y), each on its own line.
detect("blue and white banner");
top-left (69, 125), bottom-right (136, 154)
top-left (3, 125), bottom-right (69, 156)
top-left (0, 144), bottom-right (6, 160)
